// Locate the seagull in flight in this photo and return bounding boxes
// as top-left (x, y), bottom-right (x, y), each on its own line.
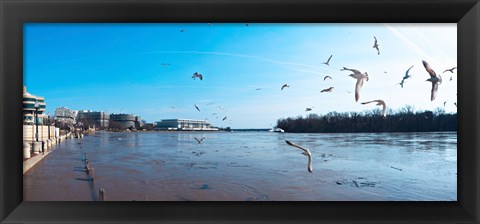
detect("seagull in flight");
top-left (341, 67), bottom-right (369, 102)
top-left (398, 65), bottom-right (414, 88)
top-left (422, 60), bottom-right (442, 101)
top-left (281, 84), bottom-right (290, 90)
top-left (443, 101), bottom-right (447, 107)
top-left (161, 63), bottom-right (170, 66)
top-left (323, 75), bottom-right (332, 81)
top-left (322, 55), bottom-right (333, 66)
top-left (443, 67), bottom-right (457, 73)
top-left (255, 88), bottom-right (262, 91)
top-left (285, 140), bottom-right (313, 173)
top-left (192, 72), bottom-right (203, 80)
top-left (222, 116), bottom-right (227, 121)
top-left (373, 36), bottom-right (380, 55)
top-left (305, 107), bottom-right (313, 112)
top-left (321, 87), bottom-right (334, 93)
top-left (194, 137), bottom-right (206, 144)
top-left (180, 29), bottom-right (186, 32)
top-left (361, 100), bottom-right (387, 117)
top-left (194, 104), bottom-right (201, 112)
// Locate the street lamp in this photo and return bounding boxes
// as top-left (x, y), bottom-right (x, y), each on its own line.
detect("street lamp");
top-left (34, 101), bottom-right (39, 142)
top-left (47, 112), bottom-right (50, 140)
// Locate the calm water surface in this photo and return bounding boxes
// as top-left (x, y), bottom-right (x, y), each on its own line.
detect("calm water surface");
top-left (24, 131), bottom-right (457, 201)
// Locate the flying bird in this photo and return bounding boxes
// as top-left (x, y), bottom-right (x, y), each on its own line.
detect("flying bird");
top-left (398, 65), bottom-right (414, 88)
top-left (281, 84), bottom-right (290, 90)
top-left (180, 29), bottom-right (186, 32)
top-left (218, 106), bottom-right (226, 111)
top-left (361, 100), bottom-right (387, 117)
top-left (322, 55), bottom-right (333, 66)
top-left (194, 104), bottom-right (201, 112)
top-left (255, 88), bottom-right (262, 91)
top-left (161, 63), bottom-right (170, 66)
top-left (305, 107), bottom-right (313, 112)
top-left (285, 140), bottom-right (313, 173)
top-left (341, 67), bottom-right (369, 102)
top-left (444, 101), bottom-right (447, 107)
top-left (194, 137), bottom-right (206, 144)
top-left (321, 87), bottom-right (334, 93)
top-left (443, 67), bottom-right (457, 73)
top-left (422, 60), bottom-right (442, 101)
top-left (454, 102), bottom-right (457, 107)
top-left (222, 116), bottom-right (227, 121)
top-left (192, 72), bottom-right (203, 80)
top-left (450, 76), bottom-right (453, 81)
top-left (323, 76), bottom-right (332, 81)
top-left (373, 36), bottom-right (380, 55)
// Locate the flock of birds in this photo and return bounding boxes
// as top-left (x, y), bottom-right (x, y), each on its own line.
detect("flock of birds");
top-left (166, 29), bottom-right (457, 173)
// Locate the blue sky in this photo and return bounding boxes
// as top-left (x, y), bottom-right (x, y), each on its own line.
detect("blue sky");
top-left (24, 23), bottom-right (457, 129)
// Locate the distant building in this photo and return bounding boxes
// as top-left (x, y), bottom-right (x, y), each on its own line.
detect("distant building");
top-left (54, 107), bottom-right (76, 127)
top-left (77, 110), bottom-right (110, 129)
top-left (110, 113), bottom-right (135, 130)
top-left (144, 123), bottom-right (156, 131)
top-left (23, 86), bottom-right (46, 125)
top-left (155, 119), bottom-right (218, 131)
top-left (134, 116), bottom-right (144, 129)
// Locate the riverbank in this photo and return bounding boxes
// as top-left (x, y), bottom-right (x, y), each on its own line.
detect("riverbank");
top-left (23, 132), bottom-right (81, 174)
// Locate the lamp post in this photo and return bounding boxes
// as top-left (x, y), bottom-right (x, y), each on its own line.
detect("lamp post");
top-left (47, 113), bottom-right (50, 140)
top-left (34, 101), bottom-right (39, 142)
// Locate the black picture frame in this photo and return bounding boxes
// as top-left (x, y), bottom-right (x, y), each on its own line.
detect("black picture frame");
top-left (1, 0), bottom-right (479, 223)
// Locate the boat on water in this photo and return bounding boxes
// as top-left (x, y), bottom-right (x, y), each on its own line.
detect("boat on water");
top-left (269, 128), bottom-right (285, 133)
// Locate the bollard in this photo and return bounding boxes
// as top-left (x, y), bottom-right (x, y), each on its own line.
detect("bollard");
top-left (23, 142), bottom-right (31, 159)
top-left (99, 188), bottom-right (106, 201)
top-left (46, 139), bottom-right (51, 150)
top-left (89, 167), bottom-right (95, 180)
top-left (32, 142), bottom-right (41, 154)
top-left (41, 140), bottom-right (46, 154)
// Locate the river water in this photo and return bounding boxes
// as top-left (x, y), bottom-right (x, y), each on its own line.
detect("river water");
top-left (23, 131), bottom-right (457, 201)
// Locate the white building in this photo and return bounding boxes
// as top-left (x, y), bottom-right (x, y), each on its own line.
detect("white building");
top-left (155, 119), bottom-right (218, 131)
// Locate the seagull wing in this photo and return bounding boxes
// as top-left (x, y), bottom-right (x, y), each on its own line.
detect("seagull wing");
top-left (324, 76), bottom-right (332, 81)
top-left (361, 100), bottom-right (376, 105)
top-left (194, 137), bottom-right (201, 144)
top-left (355, 78), bottom-right (365, 102)
top-left (285, 140), bottom-right (310, 155)
top-left (431, 81), bottom-right (439, 101)
top-left (405, 65), bottom-right (414, 78)
top-left (422, 60), bottom-right (437, 78)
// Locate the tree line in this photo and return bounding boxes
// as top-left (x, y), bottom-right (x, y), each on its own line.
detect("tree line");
top-left (276, 106), bottom-right (457, 133)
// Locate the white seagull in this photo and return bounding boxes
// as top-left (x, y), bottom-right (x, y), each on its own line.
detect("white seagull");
top-left (422, 60), bottom-right (442, 101)
top-left (341, 67), bottom-right (369, 102)
top-left (361, 100), bottom-right (387, 117)
top-left (321, 87), bottom-right (334, 93)
top-left (398, 65), bottom-right (414, 88)
top-left (285, 140), bottom-right (313, 172)
top-left (194, 137), bottom-right (206, 144)
top-left (373, 36), bottom-right (380, 55)
top-left (322, 55), bottom-right (333, 66)
top-left (443, 67), bottom-right (457, 73)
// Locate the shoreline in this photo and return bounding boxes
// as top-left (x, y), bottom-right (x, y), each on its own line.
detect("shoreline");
top-left (23, 132), bottom-right (73, 175)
